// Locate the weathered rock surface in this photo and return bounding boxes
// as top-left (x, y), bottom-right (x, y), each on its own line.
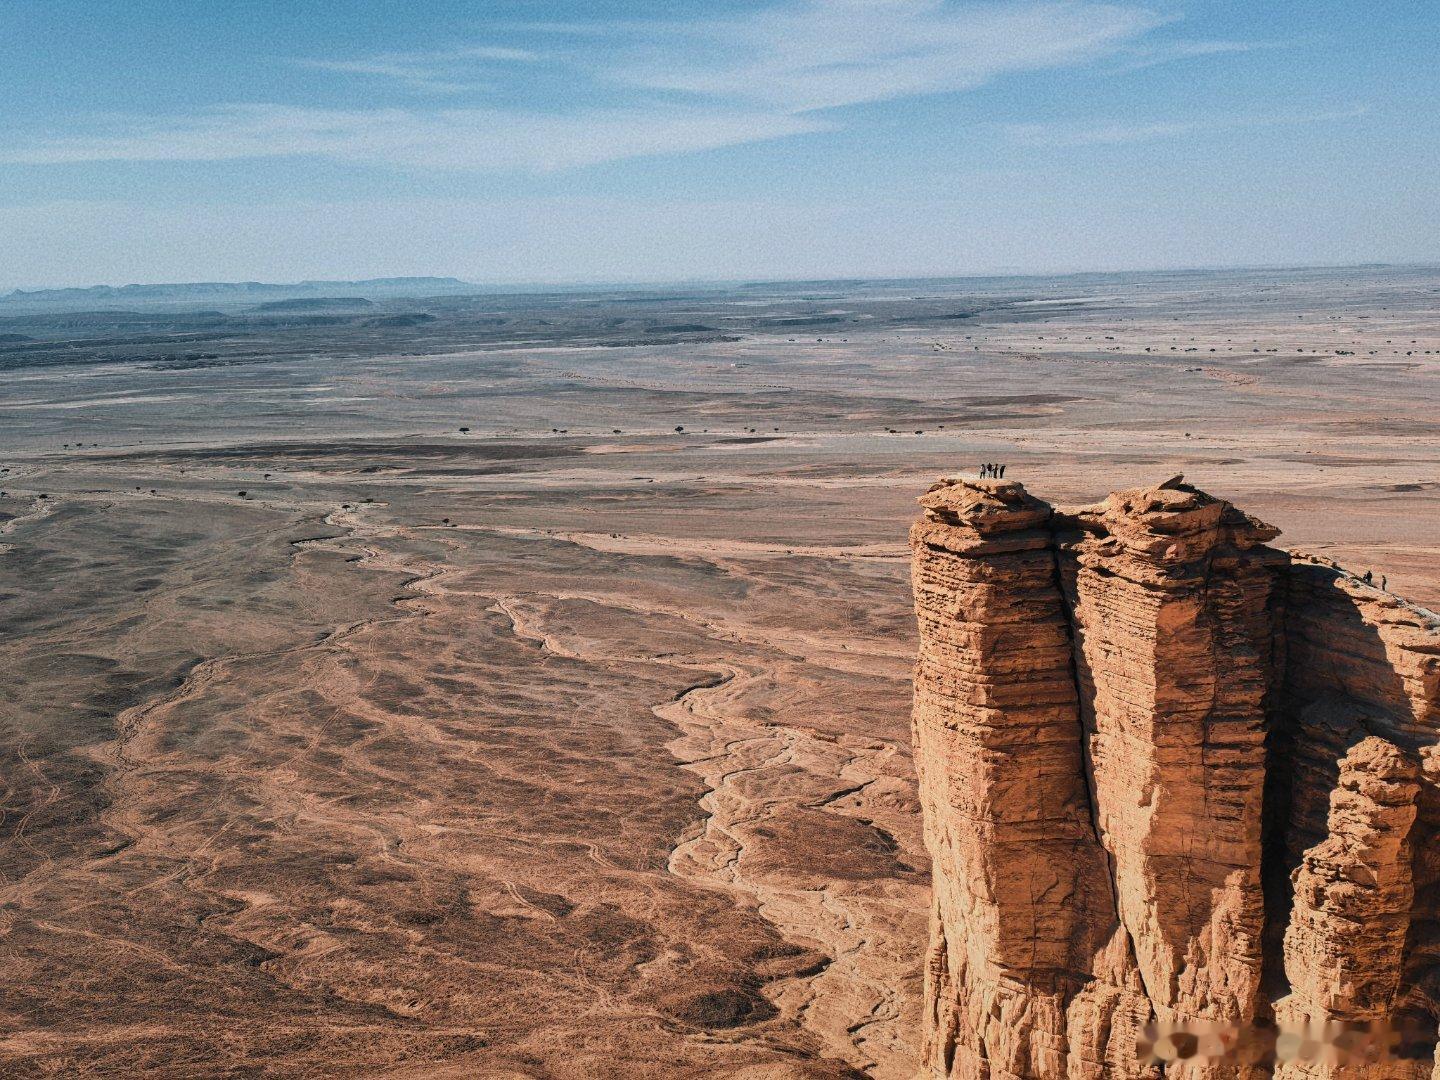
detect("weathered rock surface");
top-left (913, 480), bottom-right (1150, 1080)
top-left (1276, 737), bottom-right (1419, 1079)
top-left (911, 477), bottom-right (1440, 1078)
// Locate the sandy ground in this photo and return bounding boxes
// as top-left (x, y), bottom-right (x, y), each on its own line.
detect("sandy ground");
top-left (1, 267), bottom-right (1438, 1077)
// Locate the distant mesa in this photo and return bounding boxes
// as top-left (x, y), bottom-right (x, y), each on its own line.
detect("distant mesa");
top-left (251, 297), bottom-right (376, 312)
top-left (0, 277), bottom-right (476, 311)
top-left (644, 323), bottom-right (719, 334)
top-left (912, 476), bottom-right (1440, 1076)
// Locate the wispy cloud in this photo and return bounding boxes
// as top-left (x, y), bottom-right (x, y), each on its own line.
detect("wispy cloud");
top-left (313, 0), bottom-right (1183, 109)
top-left (1105, 37), bottom-right (1285, 72)
top-left (4, 104), bottom-right (830, 171)
top-left (0, 0), bottom-right (1266, 172)
top-left (294, 46), bottom-right (541, 94)
top-left (1001, 105), bottom-right (1368, 146)
top-left (602, 0), bottom-right (1173, 111)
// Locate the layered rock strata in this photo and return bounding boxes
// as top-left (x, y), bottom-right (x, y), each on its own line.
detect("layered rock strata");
top-left (911, 481), bottom-right (1151, 1079)
top-left (911, 478), bottom-right (1440, 1079)
top-left (1275, 737), bottom-right (1419, 1079)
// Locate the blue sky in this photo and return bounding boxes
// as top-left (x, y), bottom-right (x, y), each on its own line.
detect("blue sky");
top-left (1, 0), bottom-right (1436, 287)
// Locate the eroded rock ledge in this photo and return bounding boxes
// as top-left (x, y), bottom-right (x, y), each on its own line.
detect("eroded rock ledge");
top-left (911, 477), bottom-right (1440, 1079)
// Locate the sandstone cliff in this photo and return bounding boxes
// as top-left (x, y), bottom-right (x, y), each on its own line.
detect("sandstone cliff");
top-left (911, 477), bottom-right (1440, 1079)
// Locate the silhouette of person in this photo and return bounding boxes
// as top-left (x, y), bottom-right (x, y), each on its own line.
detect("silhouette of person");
top-left (1381, 575), bottom-right (1388, 591)
top-left (999, 465), bottom-right (1006, 478)
top-left (1363, 570), bottom-right (1373, 584)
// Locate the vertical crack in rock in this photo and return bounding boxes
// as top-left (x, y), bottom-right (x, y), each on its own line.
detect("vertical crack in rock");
top-left (1055, 482), bottom-right (1284, 1072)
top-left (1275, 737), bottom-right (1418, 1079)
top-left (911, 480), bottom-right (1151, 1079)
top-left (911, 477), bottom-right (1440, 1079)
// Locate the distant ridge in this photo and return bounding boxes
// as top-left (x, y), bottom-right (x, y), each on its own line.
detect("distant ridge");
top-left (0, 277), bottom-right (476, 309)
top-left (252, 297), bottom-right (376, 312)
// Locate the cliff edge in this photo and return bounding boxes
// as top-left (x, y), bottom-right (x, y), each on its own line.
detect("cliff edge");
top-left (911, 477), bottom-right (1440, 1079)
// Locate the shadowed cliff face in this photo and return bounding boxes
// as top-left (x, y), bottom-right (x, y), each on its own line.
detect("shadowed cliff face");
top-left (911, 477), bottom-right (1440, 1080)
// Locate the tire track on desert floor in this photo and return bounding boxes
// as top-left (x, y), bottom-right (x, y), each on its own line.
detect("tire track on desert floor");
top-left (464, 523), bottom-right (908, 564)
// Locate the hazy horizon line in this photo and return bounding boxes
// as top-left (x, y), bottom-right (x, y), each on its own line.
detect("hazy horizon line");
top-left (6, 258), bottom-right (1438, 297)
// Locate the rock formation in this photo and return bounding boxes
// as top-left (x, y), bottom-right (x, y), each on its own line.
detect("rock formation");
top-left (911, 477), bottom-right (1440, 1079)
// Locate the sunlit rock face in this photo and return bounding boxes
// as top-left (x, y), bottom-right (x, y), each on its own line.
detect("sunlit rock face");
top-left (911, 477), bottom-right (1440, 1079)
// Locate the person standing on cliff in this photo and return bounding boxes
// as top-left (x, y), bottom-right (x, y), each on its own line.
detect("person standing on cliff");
top-left (999, 465), bottom-right (1006, 478)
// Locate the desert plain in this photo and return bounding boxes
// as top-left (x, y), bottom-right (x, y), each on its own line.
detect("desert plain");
top-left (2, 265), bottom-right (1438, 1078)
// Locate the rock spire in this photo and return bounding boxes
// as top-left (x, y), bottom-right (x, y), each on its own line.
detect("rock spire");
top-left (911, 478), bottom-right (1440, 1078)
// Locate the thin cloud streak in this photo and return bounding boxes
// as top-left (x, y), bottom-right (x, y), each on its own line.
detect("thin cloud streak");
top-left (1001, 105), bottom-right (1369, 146)
top-left (1104, 37), bottom-right (1286, 72)
top-left (2, 104), bottom-right (831, 171)
top-left (295, 46), bottom-right (542, 94)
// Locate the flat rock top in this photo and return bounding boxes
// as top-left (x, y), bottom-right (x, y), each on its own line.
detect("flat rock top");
top-left (917, 478), bottom-right (1051, 535)
top-left (918, 476), bottom-right (1283, 565)
top-left (1092, 484), bottom-right (1277, 554)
